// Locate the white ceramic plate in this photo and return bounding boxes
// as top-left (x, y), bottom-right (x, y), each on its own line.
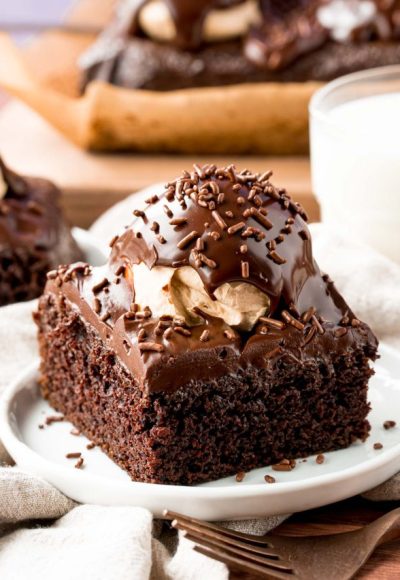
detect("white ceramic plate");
top-left (72, 227), bottom-right (107, 266)
top-left (1, 344), bottom-right (400, 520)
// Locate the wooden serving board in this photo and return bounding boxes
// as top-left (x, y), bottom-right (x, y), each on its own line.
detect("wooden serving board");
top-left (0, 101), bottom-right (316, 228)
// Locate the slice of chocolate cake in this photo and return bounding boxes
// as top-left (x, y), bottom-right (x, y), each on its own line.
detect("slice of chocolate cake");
top-left (35, 165), bottom-right (378, 485)
top-left (81, 0), bottom-right (400, 91)
top-left (0, 158), bottom-right (83, 306)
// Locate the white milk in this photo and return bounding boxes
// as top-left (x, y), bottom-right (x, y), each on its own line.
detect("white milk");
top-left (311, 92), bottom-right (400, 263)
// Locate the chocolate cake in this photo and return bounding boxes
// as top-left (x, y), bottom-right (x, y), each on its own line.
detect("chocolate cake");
top-left (0, 158), bottom-right (82, 306)
top-left (81, 0), bottom-right (400, 91)
top-left (35, 164), bottom-right (378, 485)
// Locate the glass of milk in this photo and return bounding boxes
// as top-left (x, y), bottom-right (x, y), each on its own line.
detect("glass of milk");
top-left (310, 66), bottom-right (400, 263)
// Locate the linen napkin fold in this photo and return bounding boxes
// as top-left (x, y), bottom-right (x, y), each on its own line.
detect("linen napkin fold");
top-left (0, 192), bottom-right (399, 578)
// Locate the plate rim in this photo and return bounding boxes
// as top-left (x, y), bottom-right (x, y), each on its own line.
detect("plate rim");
top-left (1, 343), bottom-right (399, 501)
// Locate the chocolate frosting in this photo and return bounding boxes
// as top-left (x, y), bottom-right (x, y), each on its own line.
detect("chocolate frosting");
top-left (42, 165), bottom-right (378, 394)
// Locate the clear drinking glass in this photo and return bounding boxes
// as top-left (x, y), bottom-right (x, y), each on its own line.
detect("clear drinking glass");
top-left (309, 65), bottom-right (400, 263)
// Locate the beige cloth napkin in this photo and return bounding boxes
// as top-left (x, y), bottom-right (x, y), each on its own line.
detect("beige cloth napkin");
top-left (0, 196), bottom-right (399, 578)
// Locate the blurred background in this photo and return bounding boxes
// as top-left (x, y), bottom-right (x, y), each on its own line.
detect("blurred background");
top-left (2, 0), bottom-right (73, 43)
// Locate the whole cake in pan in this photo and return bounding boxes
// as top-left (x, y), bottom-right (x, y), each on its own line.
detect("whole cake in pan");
top-left (81, 0), bottom-right (400, 91)
top-left (35, 164), bottom-right (378, 485)
top-left (0, 158), bottom-right (82, 306)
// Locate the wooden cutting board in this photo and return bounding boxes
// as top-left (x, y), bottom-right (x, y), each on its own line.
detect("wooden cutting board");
top-left (0, 101), bottom-right (316, 228)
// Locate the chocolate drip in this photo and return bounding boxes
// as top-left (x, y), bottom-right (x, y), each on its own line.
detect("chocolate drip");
top-left (129, 0), bottom-right (245, 49)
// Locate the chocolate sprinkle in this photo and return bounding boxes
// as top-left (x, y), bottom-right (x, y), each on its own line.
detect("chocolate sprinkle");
top-left (92, 278), bottom-right (109, 295)
top-left (177, 230), bottom-right (199, 250)
top-left (301, 306), bottom-right (316, 324)
top-left (250, 208), bottom-right (273, 230)
top-left (272, 458), bottom-right (296, 472)
top-left (45, 415), bottom-right (64, 425)
top-left (235, 471), bottom-right (245, 482)
top-left (224, 329), bottom-right (236, 342)
top-left (303, 325), bottom-right (317, 346)
top-left (115, 265), bottom-right (126, 277)
top-left (282, 310), bottom-right (304, 331)
top-left (227, 221), bottom-right (245, 235)
top-left (174, 326), bottom-right (192, 337)
top-left (169, 217), bottom-right (188, 227)
top-left (164, 327), bottom-right (174, 340)
top-left (211, 210), bottom-right (227, 230)
top-left (163, 205), bottom-right (173, 218)
top-left (259, 317), bottom-right (285, 330)
top-left (139, 342), bottom-right (164, 353)
top-left (311, 315), bottom-right (325, 335)
top-left (268, 251), bottom-right (287, 265)
top-left (198, 253), bottom-right (217, 269)
top-left (200, 329), bottom-right (210, 342)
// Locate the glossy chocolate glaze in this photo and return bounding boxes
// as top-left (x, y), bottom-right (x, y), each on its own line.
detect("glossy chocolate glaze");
top-left (41, 165), bottom-right (378, 394)
top-left (0, 158), bottom-right (82, 267)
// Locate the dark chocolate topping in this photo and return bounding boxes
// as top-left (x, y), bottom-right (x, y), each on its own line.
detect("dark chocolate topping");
top-left (110, 165), bottom-right (315, 313)
top-left (41, 164), bottom-right (378, 394)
